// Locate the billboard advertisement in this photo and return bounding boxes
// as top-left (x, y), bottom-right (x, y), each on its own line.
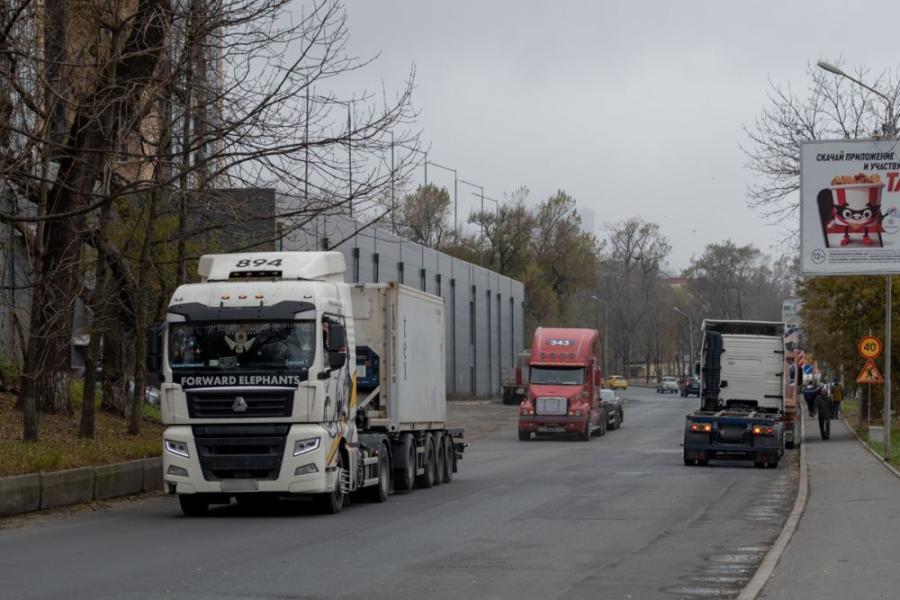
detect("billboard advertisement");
top-left (800, 139), bottom-right (900, 275)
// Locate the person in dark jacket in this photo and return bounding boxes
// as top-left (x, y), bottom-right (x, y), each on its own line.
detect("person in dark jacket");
top-left (802, 382), bottom-right (821, 418)
top-left (816, 386), bottom-right (833, 440)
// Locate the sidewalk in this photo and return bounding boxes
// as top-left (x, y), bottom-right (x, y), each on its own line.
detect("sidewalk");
top-left (760, 417), bottom-right (900, 599)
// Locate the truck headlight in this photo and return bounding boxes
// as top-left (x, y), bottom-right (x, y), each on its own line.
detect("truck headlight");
top-left (165, 439), bottom-right (190, 458)
top-left (293, 437), bottom-right (321, 457)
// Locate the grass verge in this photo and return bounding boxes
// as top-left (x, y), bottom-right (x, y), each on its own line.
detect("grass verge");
top-left (0, 388), bottom-right (163, 477)
top-left (840, 397), bottom-right (900, 464)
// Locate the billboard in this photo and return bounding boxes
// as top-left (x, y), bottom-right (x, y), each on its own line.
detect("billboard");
top-left (800, 139), bottom-right (900, 275)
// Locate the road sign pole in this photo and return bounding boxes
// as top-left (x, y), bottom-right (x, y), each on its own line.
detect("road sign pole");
top-left (886, 275), bottom-right (892, 459)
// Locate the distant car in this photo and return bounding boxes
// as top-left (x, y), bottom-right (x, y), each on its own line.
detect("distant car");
top-left (600, 389), bottom-right (624, 430)
top-left (606, 375), bottom-right (628, 390)
top-left (680, 376), bottom-right (700, 397)
top-left (657, 376), bottom-right (679, 394)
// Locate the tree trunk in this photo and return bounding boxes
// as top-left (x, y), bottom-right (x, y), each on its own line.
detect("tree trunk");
top-left (101, 329), bottom-right (128, 417)
top-left (129, 195), bottom-right (159, 435)
top-left (79, 200), bottom-right (113, 438)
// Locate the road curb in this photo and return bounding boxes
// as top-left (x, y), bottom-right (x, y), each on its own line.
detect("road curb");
top-left (840, 416), bottom-right (900, 479)
top-left (0, 457), bottom-right (163, 518)
top-left (736, 415), bottom-right (808, 600)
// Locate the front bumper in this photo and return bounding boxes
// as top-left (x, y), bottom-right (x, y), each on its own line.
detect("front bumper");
top-left (519, 415), bottom-right (589, 434)
top-left (162, 424), bottom-right (340, 495)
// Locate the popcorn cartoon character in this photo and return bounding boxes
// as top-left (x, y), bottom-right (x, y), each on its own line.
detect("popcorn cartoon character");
top-left (821, 173), bottom-right (892, 247)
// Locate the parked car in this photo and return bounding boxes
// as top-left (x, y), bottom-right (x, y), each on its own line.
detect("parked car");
top-left (600, 388), bottom-right (624, 430)
top-left (657, 376), bottom-right (680, 394)
top-left (606, 375), bottom-right (628, 390)
top-left (680, 376), bottom-right (700, 397)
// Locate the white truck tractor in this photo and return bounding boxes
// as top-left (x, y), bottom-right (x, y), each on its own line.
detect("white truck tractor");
top-left (148, 252), bottom-right (464, 515)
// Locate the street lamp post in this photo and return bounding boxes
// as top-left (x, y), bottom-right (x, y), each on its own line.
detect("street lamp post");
top-left (818, 59), bottom-right (896, 459)
top-left (425, 160), bottom-right (458, 231)
top-left (673, 307), bottom-right (694, 377)
top-left (591, 295), bottom-right (608, 376)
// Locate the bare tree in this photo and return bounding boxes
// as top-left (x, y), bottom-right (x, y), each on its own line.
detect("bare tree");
top-left (743, 60), bottom-right (900, 224)
top-left (0, 0), bottom-right (421, 440)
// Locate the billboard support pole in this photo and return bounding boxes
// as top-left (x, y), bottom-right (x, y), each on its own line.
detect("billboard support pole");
top-left (886, 275), bottom-right (892, 459)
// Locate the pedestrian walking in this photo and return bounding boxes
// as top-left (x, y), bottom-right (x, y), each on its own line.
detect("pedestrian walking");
top-left (802, 381), bottom-right (820, 418)
top-left (830, 378), bottom-right (843, 419)
top-left (816, 385), bottom-right (834, 440)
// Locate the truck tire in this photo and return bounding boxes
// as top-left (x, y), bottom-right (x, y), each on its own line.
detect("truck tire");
top-left (578, 420), bottom-right (591, 442)
top-left (416, 434), bottom-right (436, 488)
top-left (316, 453), bottom-right (346, 514)
top-left (618, 408), bottom-right (624, 426)
top-left (432, 433), bottom-right (444, 486)
top-left (441, 435), bottom-right (454, 483)
top-left (393, 436), bottom-right (416, 493)
top-left (363, 444), bottom-right (390, 503)
top-left (178, 494), bottom-right (210, 517)
top-left (518, 430), bottom-right (531, 441)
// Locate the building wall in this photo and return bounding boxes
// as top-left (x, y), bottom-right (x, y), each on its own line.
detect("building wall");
top-left (284, 214), bottom-right (526, 398)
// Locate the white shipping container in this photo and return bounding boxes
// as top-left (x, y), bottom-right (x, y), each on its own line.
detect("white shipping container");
top-left (351, 283), bottom-right (447, 430)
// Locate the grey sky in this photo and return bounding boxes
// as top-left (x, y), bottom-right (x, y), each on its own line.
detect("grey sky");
top-left (329, 0), bottom-right (899, 270)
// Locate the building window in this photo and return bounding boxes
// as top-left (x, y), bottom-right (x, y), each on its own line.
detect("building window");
top-left (398, 261), bottom-right (404, 284)
top-left (450, 278), bottom-right (456, 393)
top-left (486, 290), bottom-right (492, 394)
top-left (497, 293), bottom-right (502, 369)
top-left (470, 285), bottom-right (477, 396)
top-left (352, 247), bottom-right (360, 283)
top-left (372, 253), bottom-right (380, 282)
top-left (435, 273), bottom-right (442, 296)
top-left (510, 296), bottom-right (515, 366)
top-left (420, 268), bottom-right (426, 292)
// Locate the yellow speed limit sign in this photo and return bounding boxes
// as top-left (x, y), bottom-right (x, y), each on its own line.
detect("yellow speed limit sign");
top-left (858, 335), bottom-right (883, 360)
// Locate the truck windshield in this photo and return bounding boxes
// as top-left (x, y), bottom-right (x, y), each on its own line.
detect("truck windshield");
top-left (530, 366), bottom-right (584, 385)
top-left (168, 321), bottom-right (316, 370)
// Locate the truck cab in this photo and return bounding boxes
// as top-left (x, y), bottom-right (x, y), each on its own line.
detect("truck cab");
top-left (683, 320), bottom-right (785, 468)
top-left (518, 328), bottom-right (604, 441)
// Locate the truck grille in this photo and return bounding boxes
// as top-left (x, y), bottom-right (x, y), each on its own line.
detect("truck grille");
top-left (535, 397), bottom-right (567, 416)
top-left (193, 424), bottom-right (289, 481)
top-left (186, 390), bottom-right (294, 419)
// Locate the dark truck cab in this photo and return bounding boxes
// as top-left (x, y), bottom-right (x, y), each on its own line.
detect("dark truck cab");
top-left (683, 320), bottom-right (785, 468)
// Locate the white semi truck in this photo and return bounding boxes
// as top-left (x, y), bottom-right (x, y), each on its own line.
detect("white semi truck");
top-left (683, 320), bottom-right (785, 468)
top-left (149, 251), bottom-right (464, 515)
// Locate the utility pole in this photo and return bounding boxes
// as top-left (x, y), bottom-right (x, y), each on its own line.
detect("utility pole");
top-left (818, 60), bottom-right (897, 459)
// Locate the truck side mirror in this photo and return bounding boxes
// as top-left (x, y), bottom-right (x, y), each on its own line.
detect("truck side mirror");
top-left (327, 322), bottom-right (346, 352)
top-left (329, 351), bottom-right (347, 370)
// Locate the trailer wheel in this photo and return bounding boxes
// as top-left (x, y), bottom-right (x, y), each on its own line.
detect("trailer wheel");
top-left (363, 444), bottom-right (391, 502)
top-left (394, 436), bottom-right (416, 493)
top-left (441, 435), bottom-right (454, 483)
top-left (432, 434), bottom-right (444, 486)
top-left (766, 459), bottom-right (779, 469)
top-left (416, 435), bottom-right (436, 488)
top-left (178, 494), bottom-right (210, 517)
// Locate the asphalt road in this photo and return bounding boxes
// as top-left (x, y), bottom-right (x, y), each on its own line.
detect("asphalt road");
top-left (0, 387), bottom-right (798, 600)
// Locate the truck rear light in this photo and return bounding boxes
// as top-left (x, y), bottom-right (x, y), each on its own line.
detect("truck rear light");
top-left (689, 422), bottom-right (712, 433)
top-left (752, 425), bottom-right (775, 436)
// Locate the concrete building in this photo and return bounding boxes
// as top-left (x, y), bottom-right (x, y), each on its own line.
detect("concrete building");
top-left (284, 213), bottom-right (526, 398)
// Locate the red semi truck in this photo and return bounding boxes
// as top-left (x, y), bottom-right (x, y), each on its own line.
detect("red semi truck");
top-left (518, 327), bottom-right (605, 441)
